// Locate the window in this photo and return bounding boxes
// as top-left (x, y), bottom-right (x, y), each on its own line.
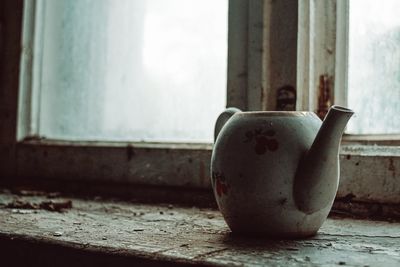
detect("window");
top-left (346, 0), bottom-right (400, 135)
top-left (14, 0), bottom-right (232, 186)
top-left (298, 0), bottom-right (400, 137)
top-left (19, 0), bottom-right (227, 143)
top-left (1, 0), bottom-right (399, 205)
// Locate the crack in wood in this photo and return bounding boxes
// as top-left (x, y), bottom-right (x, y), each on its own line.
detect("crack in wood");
top-left (192, 248), bottom-right (230, 260)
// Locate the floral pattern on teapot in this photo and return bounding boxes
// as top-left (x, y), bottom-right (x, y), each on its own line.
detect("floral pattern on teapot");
top-left (212, 171), bottom-right (229, 197)
top-left (243, 128), bottom-right (279, 155)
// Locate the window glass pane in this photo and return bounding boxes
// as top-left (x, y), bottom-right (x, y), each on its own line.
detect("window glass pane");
top-left (36, 0), bottom-right (227, 142)
top-left (347, 0), bottom-right (400, 134)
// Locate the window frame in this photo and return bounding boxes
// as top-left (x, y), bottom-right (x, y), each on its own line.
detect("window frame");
top-left (0, 0), bottom-right (399, 206)
top-left (296, 0), bottom-right (400, 205)
top-left (12, 0), bottom-right (298, 188)
top-left (298, 0), bottom-right (400, 144)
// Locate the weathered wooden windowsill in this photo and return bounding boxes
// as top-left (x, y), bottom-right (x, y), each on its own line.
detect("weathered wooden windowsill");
top-left (0, 191), bottom-right (399, 267)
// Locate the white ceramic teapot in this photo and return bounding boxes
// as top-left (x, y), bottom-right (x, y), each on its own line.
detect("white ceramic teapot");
top-left (211, 106), bottom-right (354, 238)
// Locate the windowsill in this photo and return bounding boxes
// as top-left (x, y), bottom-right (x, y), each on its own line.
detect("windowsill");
top-left (338, 144), bottom-right (400, 204)
top-left (341, 144), bottom-right (400, 156)
top-left (12, 139), bottom-right (400, 206)
top-left (1, 190), bottom-right (400, 266)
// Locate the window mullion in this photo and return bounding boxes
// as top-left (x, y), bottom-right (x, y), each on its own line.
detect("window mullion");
top-left (228, 0), bottom-right (298, 112)
top-left (226, 0), bottom-right (249, 110)
top-left (247, 0), bottom-right (267, 111)
top-left (333, 0), bottom-right (349, 107)
top-left (297, 0), bottom-right (338, 114)
top-left (18, 0), bottom-right (44, 140)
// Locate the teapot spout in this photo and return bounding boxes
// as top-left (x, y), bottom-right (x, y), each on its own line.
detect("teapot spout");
top-left (294, 106), bottom-right (354, 214)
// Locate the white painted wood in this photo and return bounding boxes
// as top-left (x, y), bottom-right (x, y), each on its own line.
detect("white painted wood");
top-left (16, 140), bottom-right (212, 188)
top-left (227, 0), bottom-right (269, 111)
top-left (18, 0), bottom-right (45, 140)
top-left (13, 139), bottom-right (400, 204)
top-left (265, 0), bottom-right (298, 111)
top-left (246, 0), bottom-right (268, 111)
top-left (339, 145), bottom-right (400, 204)
top-left (343, 134), bottom-right (400, 146)
top-left (17, 0), bottom-right (35, 140)
top-left (333, 0), bottom-right (349, 106)
top-left (226, 0), bottom-right (248, 110)
top-left (297, 0), bottom-right (337, 112)
top-left (296, 0), bottom-right (311, 111)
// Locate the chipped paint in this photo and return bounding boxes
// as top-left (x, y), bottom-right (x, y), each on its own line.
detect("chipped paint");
top-left (339, 151), bottom-right (400, 204)
top-left (16, 141), bottom-right (212, 188)
top-left (126, 145), bottom-right (135, 161)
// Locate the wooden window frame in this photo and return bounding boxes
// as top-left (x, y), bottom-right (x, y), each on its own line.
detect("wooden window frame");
top-left (1, 0), bottom-right (399, 206)
top-left (297, 0), bottom-right (400, 205)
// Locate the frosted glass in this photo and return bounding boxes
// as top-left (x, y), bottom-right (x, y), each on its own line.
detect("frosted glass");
top-left (37, 0), bottom-right (227, 142)
top-left (347, 0), bottom-right (400, 134)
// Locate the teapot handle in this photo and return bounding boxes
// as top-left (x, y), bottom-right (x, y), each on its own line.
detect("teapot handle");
top-left (214, 107), bottom-right (241, 142)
